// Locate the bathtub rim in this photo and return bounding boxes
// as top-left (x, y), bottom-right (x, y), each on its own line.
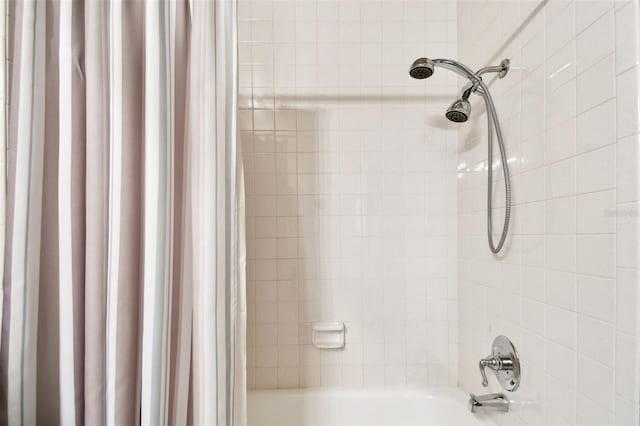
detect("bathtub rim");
top-left (248, 386), bottom-right (496, 426)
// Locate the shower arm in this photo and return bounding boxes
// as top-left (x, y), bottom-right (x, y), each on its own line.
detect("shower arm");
top-left (477, 65), bottom-right (505, 76)
top-left (430, 58), bottom-right (482, 83)
top-left (461, 60), bottom-right (511, 96)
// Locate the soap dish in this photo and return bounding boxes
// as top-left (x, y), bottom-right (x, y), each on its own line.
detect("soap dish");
top-left (311, 322), bottom-right (345, 349)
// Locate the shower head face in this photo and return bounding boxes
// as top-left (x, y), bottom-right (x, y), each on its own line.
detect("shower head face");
top-left (409, 58), bottom-right (435, 79)
top-left (445, 97), bottom-right (471, 123)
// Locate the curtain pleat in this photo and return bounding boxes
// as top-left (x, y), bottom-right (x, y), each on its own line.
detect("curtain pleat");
top-left (1, 0), bottom-right (246, 425)
top-left (188, 1), bottom-right (218, 423)
top-left (112, 2), bottom-right (144, 424)
top-left (83, 1), bottom-right (110, 423)
top-left (37, 1), bottom-right (61, 425)
top-left (168, 1), bottom-right (191, 424)
top-left (70, 2), bottom-right (87, 424)
top-left (5, 1), bottom-right (48, 424)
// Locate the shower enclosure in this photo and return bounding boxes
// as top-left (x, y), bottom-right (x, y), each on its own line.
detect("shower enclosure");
top-left (241, 0), bottom-right (640, 425)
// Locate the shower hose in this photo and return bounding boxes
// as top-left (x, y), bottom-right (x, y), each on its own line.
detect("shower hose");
top-left (478, 79), bottom-right (511, 254)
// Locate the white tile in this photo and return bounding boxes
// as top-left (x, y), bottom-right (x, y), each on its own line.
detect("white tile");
top-left (522, 31), bottom-right (546, 73)
top-left (545, 196), bottom-right (576, 235)
top-left (576, 54), bottom-right (615, 113)
top-left (576, 10), bottom-right (614, 74)
top-left (577, 314), bottom-right (615, 366)
top-left (576, 145), bottom-right (616, 194)
top-left (577, 275), bottom-right (616, 322)
top-left (615, 2), bottom-right (640, 73)
top-left (546, 41), bottom-right (576, 93)
top-left (252, 2), bottom-right (274, 20)
top-left (254, 368), bottom-right (277, 389)
top-left (576, 99), bottom-right (615, 154)
top-left (576, 0), bottom-right (614, 34)
top-left (616, 66), bottom-right (640, 138)
top-left (278, 367), bottom-right (299, 388)
top-left (299, 367), bottom-right (321, 388)
top-left (275, 110), bottom-right (297, 131)
top-left (546, 270), bottom-right (577, 311)
top-left (616, 134), bottom-right (640, 203)
top-left (546, 235), bottom-right (576, 272)
top-left (252, 21), bottom-right (274, 42)
top-left (546, 374), bottom-right (577, 426)
top-left (577, 392), bottom-right (614, 426)
top-left (254, 109), bottom-right (275, 130)
top-left (522, 329), bottom-right (546, 367)
top-left (546, 306), bottom-right (577, 349)
top-left (615, 332), bottom-right (637, 400)
top-left (577, 355), bottom-right (614, 412)
top-left (616, 269), bottom-right (639, 336)
top-left (546, 158), bottom-right (576, 199)
top-left (238, 109), bottom-right (254, 130)
top-left (256, 345), bottom-right (278, 367)
top-left (576, 190), bottom-right (616, 234)
top-left (522, 235), bottom-right (546, 268)
top-left (519, 202), bottom-right (545, 235)
top-left (363, 365), bottom-right (384, 387)
top-left (522, 267), bottom-right (545, 301)
top-left (615, 397), bottom-right (636, 426)
top-left (253, 153), bottom-right (276, 174)
top-left (546, 340), bottom-right (576, 383)
top-left (546, 2), bottom-right (575, 57)
top-left (546, 79), bottom-right (576, 128)
top-left (576, 234), bottom-right (616, 278)
top-left (545, 118), bottom-right (576, 163)
top-left (617, 203), bottom-right (639, 268)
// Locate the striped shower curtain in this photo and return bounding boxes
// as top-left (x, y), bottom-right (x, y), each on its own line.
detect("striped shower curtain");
top-left (1, 0), bottom-right (246, 425)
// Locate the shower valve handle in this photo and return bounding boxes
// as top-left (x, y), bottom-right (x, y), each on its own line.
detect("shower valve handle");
top-left (478, 336), bottom-right (521, 391)
top-left (479, 355), bottom-right (513, 387)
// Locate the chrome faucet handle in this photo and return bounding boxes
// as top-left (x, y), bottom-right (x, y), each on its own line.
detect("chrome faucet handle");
top-left (477, 336), bottom-right (521, 391)
top-left (478, 356), bottom-right (502, 387)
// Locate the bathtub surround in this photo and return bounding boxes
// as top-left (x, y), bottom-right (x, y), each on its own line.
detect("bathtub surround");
top-left (243, 0), bottom-right (640, 424)
top-left (241, 0), bottom-right (459, 389)
top-left (457, 0), bottom-right (640, 425)
top-left (2, 1), bottom-right (245, 425)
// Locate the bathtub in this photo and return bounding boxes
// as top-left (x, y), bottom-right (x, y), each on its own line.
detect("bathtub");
top-left (248, 388), bottom-right (494, 426)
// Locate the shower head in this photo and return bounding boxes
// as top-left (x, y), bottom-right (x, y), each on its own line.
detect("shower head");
top-left (409, 57), bottom-right (480, 81)
top-left (409, 58), bottom-right (435, 79)
top-left (445, 88), bottom-right (472, 123)
top-left (445, 98), bottom-right (471, 122)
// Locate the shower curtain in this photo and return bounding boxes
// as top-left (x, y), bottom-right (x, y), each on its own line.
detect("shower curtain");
top-left (1, 0), bottom-right (246, 425)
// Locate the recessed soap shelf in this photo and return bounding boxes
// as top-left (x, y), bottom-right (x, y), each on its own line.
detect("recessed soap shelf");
top-left (311, 322), bottom-right (345, 349)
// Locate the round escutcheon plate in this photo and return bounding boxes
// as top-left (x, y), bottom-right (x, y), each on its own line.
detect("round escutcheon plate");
top-left (492, 335), bottom-right (520, 391)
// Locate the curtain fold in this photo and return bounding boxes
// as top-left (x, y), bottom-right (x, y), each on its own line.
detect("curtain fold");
top-left (1, 0), bottom-right (246, 425)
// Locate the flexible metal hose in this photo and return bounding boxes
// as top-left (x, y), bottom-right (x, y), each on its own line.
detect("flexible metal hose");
top-left (478, 79), bottom-right (511, 254)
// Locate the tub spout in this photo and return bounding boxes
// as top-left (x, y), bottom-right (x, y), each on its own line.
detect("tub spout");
top-left (468, 393), bottom-right (509, 413)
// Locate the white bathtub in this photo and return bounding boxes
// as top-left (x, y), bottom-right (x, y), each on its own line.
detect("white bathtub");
top-left (248, 388), bottom-right (494, 426)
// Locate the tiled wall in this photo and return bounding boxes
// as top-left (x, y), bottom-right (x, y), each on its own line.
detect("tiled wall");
top-left (457, 0), bottom-right (640, 425)
top-left (240, 0), bottom-right (460, 389)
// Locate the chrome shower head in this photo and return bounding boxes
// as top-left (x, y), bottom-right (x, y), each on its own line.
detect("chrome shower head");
top-left (409, 58), bottom-right (435, 79)
top-left (445, 87), bottom-right (472, 123)
top-left (445, 97), bottom-right (471, 123)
